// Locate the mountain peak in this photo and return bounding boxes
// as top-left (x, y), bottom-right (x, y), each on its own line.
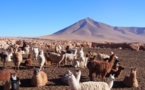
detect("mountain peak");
top-left (84, 17), bottom-right (93, 21)
top-left (80, 17), bottom-right (94, 23)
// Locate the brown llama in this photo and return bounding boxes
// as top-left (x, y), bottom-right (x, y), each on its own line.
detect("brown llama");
top-left (0, 69), bottom-right (16, 82)
top-left (24, 53), bottom-right (33, 66)
top-left (123, 67), bottom-right (138, 88)
top-left (44, 51), bottom-right (52, 66)
top-left (87, 54), bottom-right (116, 81)
top-left (107, 66), bottom-right (124, 78)
top-left (13, 48), bottom-right (23, 70)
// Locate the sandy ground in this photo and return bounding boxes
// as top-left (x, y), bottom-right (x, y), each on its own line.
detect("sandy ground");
top-left (0, 48), bottom-right (145, 90)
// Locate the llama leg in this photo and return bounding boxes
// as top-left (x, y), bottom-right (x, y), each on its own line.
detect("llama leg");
top-left (58, 60), bottom-right (63, 66)
top-left (89, 70), bottom-right (94, 81)
top-left (59, 55), bottom-right (65, 66)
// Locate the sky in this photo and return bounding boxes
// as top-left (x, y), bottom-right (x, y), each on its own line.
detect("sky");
top-left (0, 0), bottom-right (145, 37)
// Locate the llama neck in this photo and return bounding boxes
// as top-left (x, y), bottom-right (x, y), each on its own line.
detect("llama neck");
top-left (130, 72), bottom-right (136, 80)
top-left (79, 53), bottom-right (84, 58)
top-left (107, 79), bottom-right (114, 89)
top-left (68, 74), bottom-right (80, 90)
top-left (74, 49), bottom-right (77, 56)
top-left (75, 72), bottom-right (81, 83)
top-left (109, 55), bottom-right (115, 68)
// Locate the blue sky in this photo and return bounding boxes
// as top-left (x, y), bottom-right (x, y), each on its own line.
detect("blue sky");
top-left (0, 0), bottom-right (145, 37)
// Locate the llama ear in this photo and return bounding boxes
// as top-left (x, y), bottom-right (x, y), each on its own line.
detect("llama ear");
top-left (110, 74), bottom-right (114, 77)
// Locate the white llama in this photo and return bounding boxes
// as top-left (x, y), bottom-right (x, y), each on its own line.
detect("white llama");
top-left (66, 70), bottom-right (115, 90)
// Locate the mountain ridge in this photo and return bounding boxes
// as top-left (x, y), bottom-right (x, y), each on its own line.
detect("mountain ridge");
top-left (40, 17), bottom-right (145, 43)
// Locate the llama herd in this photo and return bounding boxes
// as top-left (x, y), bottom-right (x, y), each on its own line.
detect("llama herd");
top-left (0, 38), bottom-right (140, 90)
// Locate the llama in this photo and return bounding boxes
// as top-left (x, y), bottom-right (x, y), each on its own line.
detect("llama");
top-left (123, 67), bottom-right (138, 88)
top-left (78, 47), bottom-right (88, 68)
top-left (107, 65), bottom-right (124, 78)
top-left (6, 51), bottom-right (13, 62)
top-left (13, 48), bottom-right (23, 70)
top-left (33, 47), bottom-right (39, 61)
top-left (97, 51), bottom-right (119, 62)
top-left (38, 50), bottom-right (46, 70)
top-left (59, 48), bottom-right (77, 66)
top-left (55, 44), bottom-right (62, 53)
top-left (45, 51), bottom-right (64, 66)
top-left (0, 51), bottom-right (8, 68)
top-left (4, 73), bottom-right (20, 90)
top-left (31, 68), bottom-right (48, 87)
top-left (97, 52), bottom-right (110, 60)
top-left (0, 69), bottom-right (16, 82)
top-left (87, 54), bottom-right (116, 81)
top-left (61, 69), bottom-right (80, 85)
top-left (24, 53), bottom-right (33, 67)
top-left (23, 44), bottom-right (30, 54)
top-left (3, 50), bottom-right (13, 68)
top-left (66, 70), bottom-right (115, 90)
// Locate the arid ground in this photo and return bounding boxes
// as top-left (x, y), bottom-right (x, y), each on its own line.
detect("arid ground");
top-left (0, 48), bottom-right (145, 90)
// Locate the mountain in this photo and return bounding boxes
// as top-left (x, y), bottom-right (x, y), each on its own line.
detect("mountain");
top-left (40, 18), bottom-right (145, 43)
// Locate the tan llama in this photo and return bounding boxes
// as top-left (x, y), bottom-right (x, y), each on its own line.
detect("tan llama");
top-left (123, 67), bottom-right (138, 88)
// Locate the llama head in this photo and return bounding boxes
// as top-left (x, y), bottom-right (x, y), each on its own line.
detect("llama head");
top-left (108, 53), bottom-right (116, 62)
top-left (75, 69), bottom-right (81, 82)
top-left (10, 72), bottom-right (20, 90)
top-left (10, 73), bottom-right (17, 80)
top-left (65, 70), bottom-right (73, 80)
top-left (119, 66), bottom-right (125, 70)
top-left (75, 69), bottom-right (81, 77)
top-left (131, 67), bottom-right (137, 74)
top-left (108, 74), bottom-right (115, 81)
top-left (18, 48), bottom-right (22, 52)
top-left (33, 68), bottom-right (40, 75)
top-left (89, 55), bottom-right (96, 61)
top-left (79, 48), bottom-right (83, 54)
